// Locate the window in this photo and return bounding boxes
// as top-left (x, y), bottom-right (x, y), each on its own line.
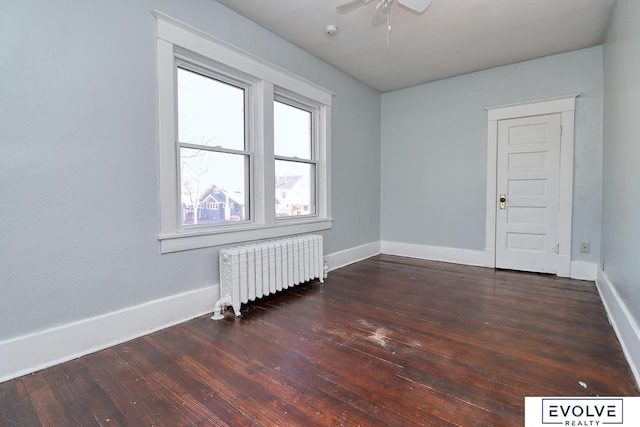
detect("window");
top-left (274, 100), bottom-right (316, 218)
top-left (177, 66), bottom-right (249, 227)
top-left (156, 13), bottom-right (332, 253)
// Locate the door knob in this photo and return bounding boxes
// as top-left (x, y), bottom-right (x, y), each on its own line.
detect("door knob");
top-left (499, 194), bottom-right (506, 210)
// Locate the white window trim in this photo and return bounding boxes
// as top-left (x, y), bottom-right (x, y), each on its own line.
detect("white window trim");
top-left (155, 12), bottom-right (333, 253)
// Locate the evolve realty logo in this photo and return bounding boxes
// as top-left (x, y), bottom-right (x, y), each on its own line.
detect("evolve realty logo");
top-left (541, 398), bottom-right (623, 425)
top-left (525, 397), bottom-right (639, 426)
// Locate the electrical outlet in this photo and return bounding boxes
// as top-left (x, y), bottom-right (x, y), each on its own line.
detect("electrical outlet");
top-left (580, 242), bottom-right (590, 253)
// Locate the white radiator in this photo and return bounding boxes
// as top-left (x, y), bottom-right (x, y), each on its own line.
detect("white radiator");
top-left (211, 234), bottom-right (326, 320)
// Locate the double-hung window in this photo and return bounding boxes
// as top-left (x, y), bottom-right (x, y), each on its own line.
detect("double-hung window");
top-left (156, 13), bottom-right (333, 253)
top-left (274, 99), bottom-right (316, 218)
top-left (177, 66), bottom-right (250, 227)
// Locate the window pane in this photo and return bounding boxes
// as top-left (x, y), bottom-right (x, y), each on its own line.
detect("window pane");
top-left (275, 160), bottom-right (315, 217)
top-left (274, 101), bottom-right (311, 159)
top-left (180, 148), bottom-right (248, 226)
top-left (177, 68), bottom-right (245, 150)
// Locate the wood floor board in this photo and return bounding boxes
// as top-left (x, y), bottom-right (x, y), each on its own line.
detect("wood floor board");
top-left (1, 254), bottom-right (638, 426)
top-left (180, 318), bottom-right (425, 426)
top-left (58, 360), bottom-right (127, 426)
top-left (41, 365), bottom-right (103, 427)
top-left (260, 272), bottom-right (638, 397)
top-left (250, 294), bottom-right (529, 424)
top-left (117, 339), bottom-right (247, 426)
top-left (204, 302), bottom-right (473, 425)
top-left (326, 276), bottom-right (612, 344)
top-left (19, 373), bottom-right (68, 426)
top-left (261, 290), bottom-right (571, 401)
top-left (322, 283), bottom-right (627, 377)
top-left (153, 325), bottom-right (376, 427)
top-left (336, 263), bottom-right (605, 320)
top-left (0, 379), bottom-right (41, 427)
top-left (323, 267), bottom-right (625, 359)
top-left (80, 348), bottom-right (190, 426)
top-left (355, 256), bottom-right (600, 303)
top-left (327, 277), bottom-right (606, 340)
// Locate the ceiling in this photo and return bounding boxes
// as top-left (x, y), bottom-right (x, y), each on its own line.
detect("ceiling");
top-left (215, 0), bottom-right (614, 93)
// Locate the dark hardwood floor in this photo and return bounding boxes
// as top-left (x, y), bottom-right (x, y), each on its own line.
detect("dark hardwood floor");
top-left (1, 255), bottom-right (638, 426)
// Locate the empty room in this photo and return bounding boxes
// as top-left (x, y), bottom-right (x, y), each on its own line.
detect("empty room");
top-left (1, 0), bottom-right (639, 425)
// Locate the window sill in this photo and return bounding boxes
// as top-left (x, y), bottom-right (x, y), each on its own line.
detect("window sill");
top-left (159, 218), bottom-right (333, 253)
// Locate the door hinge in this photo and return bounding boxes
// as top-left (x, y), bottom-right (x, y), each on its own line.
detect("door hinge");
top-left (552, 243), bottom-right (559, 254)
top-left (559, 125), bottom-right (563, 135)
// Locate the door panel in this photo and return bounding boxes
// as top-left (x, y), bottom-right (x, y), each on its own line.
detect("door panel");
top-left (507, 207), bottom-right (546, 224)
top-left (495, 113), bottom-right (561, 273)
top-left (508, 151), bottom-right (548, 170)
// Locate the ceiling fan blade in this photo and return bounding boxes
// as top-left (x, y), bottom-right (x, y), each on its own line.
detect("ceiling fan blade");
top-left (397, 0), bottom-right (432, 13)
top-left (337, 0), bottom-right (372, 12)
top-left (372, 1), bottom-right (389, 26)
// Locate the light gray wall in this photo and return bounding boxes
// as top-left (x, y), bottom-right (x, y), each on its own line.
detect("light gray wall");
top-left (0, 0), bottom-right (381, 341)
top-left (381, 46), bottom-right (604, 263)
top-left (602, 0), bottom-right (640, 326)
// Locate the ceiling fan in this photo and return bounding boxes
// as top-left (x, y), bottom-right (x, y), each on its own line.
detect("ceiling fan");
top-left (336, 0), bottom-right (433, 49)
top-left (337, 0), bottom-right (433, 25)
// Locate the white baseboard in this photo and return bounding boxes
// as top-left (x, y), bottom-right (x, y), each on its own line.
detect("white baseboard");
top-left (484, 247), bottom-right (496, 268)
top-left (380, 241), bottom-right (486, 267)
top-left (325, 241), bottom-right (380, 272)
top-left (596, 269), bottom-right (640, 388)
top-left (0, 285), bottom-right (218, 383)
top-left (570, 261), bottom-right (598, 281)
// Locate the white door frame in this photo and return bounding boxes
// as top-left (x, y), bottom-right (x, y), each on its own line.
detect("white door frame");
top-left (484, 95), bottom-right (578, 277)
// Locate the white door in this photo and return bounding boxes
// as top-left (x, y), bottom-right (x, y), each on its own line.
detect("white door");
top-left (495, 113), bottom-right (561, 273)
